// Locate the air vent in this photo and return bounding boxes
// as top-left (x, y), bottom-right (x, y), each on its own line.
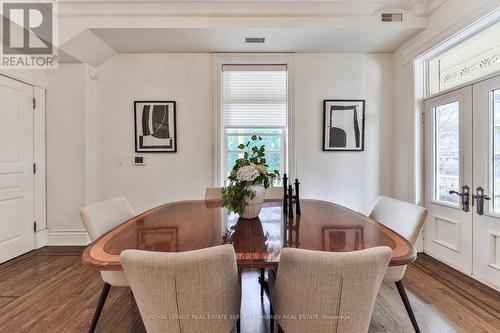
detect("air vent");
top-left (245, 37), bottom-right (265, 44)
top-left (381, 13), bottom-right (403, 22)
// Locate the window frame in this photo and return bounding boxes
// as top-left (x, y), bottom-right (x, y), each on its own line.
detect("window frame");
top-left (223, 130), bottom-right (286, 185)
top-left (214, 54), bottom-right (294, 186)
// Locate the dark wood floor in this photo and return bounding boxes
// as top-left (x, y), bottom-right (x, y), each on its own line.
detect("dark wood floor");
top-left (0, 247), bottom-right (498, 333)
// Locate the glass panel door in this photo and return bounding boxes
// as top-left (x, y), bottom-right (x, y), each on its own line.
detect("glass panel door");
top-left (424, 86), bottom-right (473, 274)
top-left (472, 75), bottom-right (500, 290)
top-left (491, 89), bottom-right (500, 213)
top-left (434, 101), bottom-right (460, 204)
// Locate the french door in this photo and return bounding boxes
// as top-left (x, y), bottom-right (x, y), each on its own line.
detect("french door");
top-left (424, 75), bottom-right (500, 290)
top-left (0, 75), bottom-right (35, 263)
top-left (472, 75), bottom-right (500, 288)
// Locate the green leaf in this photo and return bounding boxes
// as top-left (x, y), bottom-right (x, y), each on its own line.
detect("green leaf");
top-left (251, 135), bottom-right (257, 140)
top-left (238, 144), bottom-right (245, 149)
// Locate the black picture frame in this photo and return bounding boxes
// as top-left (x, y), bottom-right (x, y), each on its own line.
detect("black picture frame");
top-left (323, 99), bottom-right (365, 152)
top-left (134, 101), bottom-right (177, 153)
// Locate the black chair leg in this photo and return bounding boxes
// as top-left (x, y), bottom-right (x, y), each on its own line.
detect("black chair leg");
top-left (270, 304), bottom-right (274, 333)
top-left (89, 282), bottom-right (111, 333)
top-left (236, 318), bottom-right (241, 333)
top-left (395, 280), bottom-right (420, 333)
top-left (260, 268), bottom-right (265, 298)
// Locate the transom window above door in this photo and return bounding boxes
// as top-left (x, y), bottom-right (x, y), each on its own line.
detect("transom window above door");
top-left (427, 20), bottom-right (500, 95)
top-left (220, 65), bottom-right (288, 184)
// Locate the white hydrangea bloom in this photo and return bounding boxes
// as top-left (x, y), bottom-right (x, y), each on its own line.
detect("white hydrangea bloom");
top-left (236, 164), bottom-right (260, 182)
top-left (256, 165), bottom-right (268, 174)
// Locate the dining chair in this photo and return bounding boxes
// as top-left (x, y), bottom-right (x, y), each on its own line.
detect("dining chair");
top-left (368, 196), bottom-right (428, 333)
top-left (269, 246), bottom-right (392, 333)
top-left (205, 187), bottom-right (222, 200)
top-left (79, 197), bottom-right (135, 333)
top-left (120, 244), bottom-right (241, 333)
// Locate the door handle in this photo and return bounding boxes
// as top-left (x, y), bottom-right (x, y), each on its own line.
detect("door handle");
top-left (473, 186), bottom-right (491, 216)
top-left (449, 185), bottom-right (470, 212)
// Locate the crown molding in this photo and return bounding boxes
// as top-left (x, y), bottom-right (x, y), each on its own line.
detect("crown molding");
top-left (56, 0), bottom-right (440, 18)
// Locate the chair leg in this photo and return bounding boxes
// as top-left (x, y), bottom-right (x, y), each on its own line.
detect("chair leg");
top-left (89, 282), bottom-right (111, 333)
top-left (236, 318), bottom-right (241, 333)
top-left (270, 304), bottom-right (274, 333)
top-left (260, 268), bottom-right (265, 298)
top-left (395, 280), bottom-right (420, 333)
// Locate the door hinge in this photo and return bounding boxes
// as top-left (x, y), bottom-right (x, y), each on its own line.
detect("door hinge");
top-left (33, 221), bottom-right (37, 233)
top-left (33, 163), bottom-right (36, 174)
top-left (422, 171), bottom-right (425, 182)
top-left (33, 97), bottom-right (36, 109)
top-left (421, 112), bottom-right (425, 124)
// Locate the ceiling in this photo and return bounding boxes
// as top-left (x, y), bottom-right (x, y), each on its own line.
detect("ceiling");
top-left (56, 0), bottom-right (449, 64)
top-left (90, 27), bottom-right (424, 54)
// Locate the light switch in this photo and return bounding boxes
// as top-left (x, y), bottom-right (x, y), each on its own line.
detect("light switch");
top-left (134, 156), bottom-right (146, 166)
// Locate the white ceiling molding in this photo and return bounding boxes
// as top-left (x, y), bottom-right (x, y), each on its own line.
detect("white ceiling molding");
top-left (407, 0), bottom-right (447, 16)
top-left (57, 0), bottom-right (444, 17)
top-left (394, 0), bottom-right (498, 61)
top-left (59, 30), bottom-right (117, 67)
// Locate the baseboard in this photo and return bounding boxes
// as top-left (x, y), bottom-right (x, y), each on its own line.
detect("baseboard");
top-left (47, 230), bottom-right (90, 246)
top-left (35, 229), bottom-right (48, 249)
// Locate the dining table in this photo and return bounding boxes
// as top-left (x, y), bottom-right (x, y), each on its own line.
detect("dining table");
top-left (82, 199), bottom-right (416, 271)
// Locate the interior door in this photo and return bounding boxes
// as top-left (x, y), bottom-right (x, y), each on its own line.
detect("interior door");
top-left (472, 75), bottom-right (500, 289)
top-left (0, 75), bottom-right (35, 263)
top-left (423, 86), bottom-right (473, 274)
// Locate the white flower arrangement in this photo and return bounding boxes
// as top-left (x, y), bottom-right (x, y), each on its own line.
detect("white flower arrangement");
top-left (221, 135), bottom-right (280, 215)
top-left (236, 164), bottom-right (260, 182)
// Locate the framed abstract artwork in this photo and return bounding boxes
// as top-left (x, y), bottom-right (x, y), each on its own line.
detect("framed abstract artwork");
top-left (323, 100), bottom-right (365, 151)
top-left (134, 101), bottom-right (177, 153)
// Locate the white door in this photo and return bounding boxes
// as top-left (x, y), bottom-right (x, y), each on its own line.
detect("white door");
top-left (0, 75), bottom-right (35, 263)
top-left (423, 86), bottom-right (473, 274)
top-left (472, 75), bottom-right (500, 289)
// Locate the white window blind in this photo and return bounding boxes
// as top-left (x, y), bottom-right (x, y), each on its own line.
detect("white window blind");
top-left (222, 65), bottom-right (287, 128)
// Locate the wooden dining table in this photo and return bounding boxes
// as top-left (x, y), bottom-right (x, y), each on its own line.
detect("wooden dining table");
top-left (82, 199), bottom-right (416, 271)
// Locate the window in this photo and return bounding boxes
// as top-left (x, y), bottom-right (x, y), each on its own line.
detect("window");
top-left (434, 101), bottom-right (460, 204)
top-left (427, 20), bottom-right (500, 95)
top-left (492, 89), bottom-right (500, 212)
top-left (221, 65), bottom-right (288, 184)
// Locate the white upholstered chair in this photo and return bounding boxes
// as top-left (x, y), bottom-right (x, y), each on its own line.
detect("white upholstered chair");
top-left (79, 197), bottom-right (135, 332)
top-left (120, 245), bottom-right (241, 333)
top-left (205, 187), bottom-right (223, 200)
top-left (269, 246), bottom-right (392, 333)
top-left (205, 186), bottom-right (284, 201)
top-left (368, 196), bottom-right (428, 333)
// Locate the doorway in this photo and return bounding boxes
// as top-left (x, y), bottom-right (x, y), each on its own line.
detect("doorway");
top-left (424, 74), bottom-right (500, 290)
top-left (0, 75), bottom-right (36, 263)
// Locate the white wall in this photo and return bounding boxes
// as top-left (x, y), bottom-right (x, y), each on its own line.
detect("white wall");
top-left (294, 54), bottom-right (394, 213)
top-left (96, 54), bottom-right (214, 213)
top-left (46, 52), bottom-right (395, 233)
top-left (46, 64), bottom-right (87, 232)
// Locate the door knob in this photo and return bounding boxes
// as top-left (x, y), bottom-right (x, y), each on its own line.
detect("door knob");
top-left (449, 185), bottom-right (470, 212)
top-left (473, 186), bottom-right (491, 215)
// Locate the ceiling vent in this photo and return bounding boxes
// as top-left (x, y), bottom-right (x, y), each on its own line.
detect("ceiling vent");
top-left (245, 37), bottom-right (265, 44)
top-left (381, 13), bottom-right (403, 22)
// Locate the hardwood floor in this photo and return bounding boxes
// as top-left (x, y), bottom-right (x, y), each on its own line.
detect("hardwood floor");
top-left (0, 247), bottom-right (498, 333)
